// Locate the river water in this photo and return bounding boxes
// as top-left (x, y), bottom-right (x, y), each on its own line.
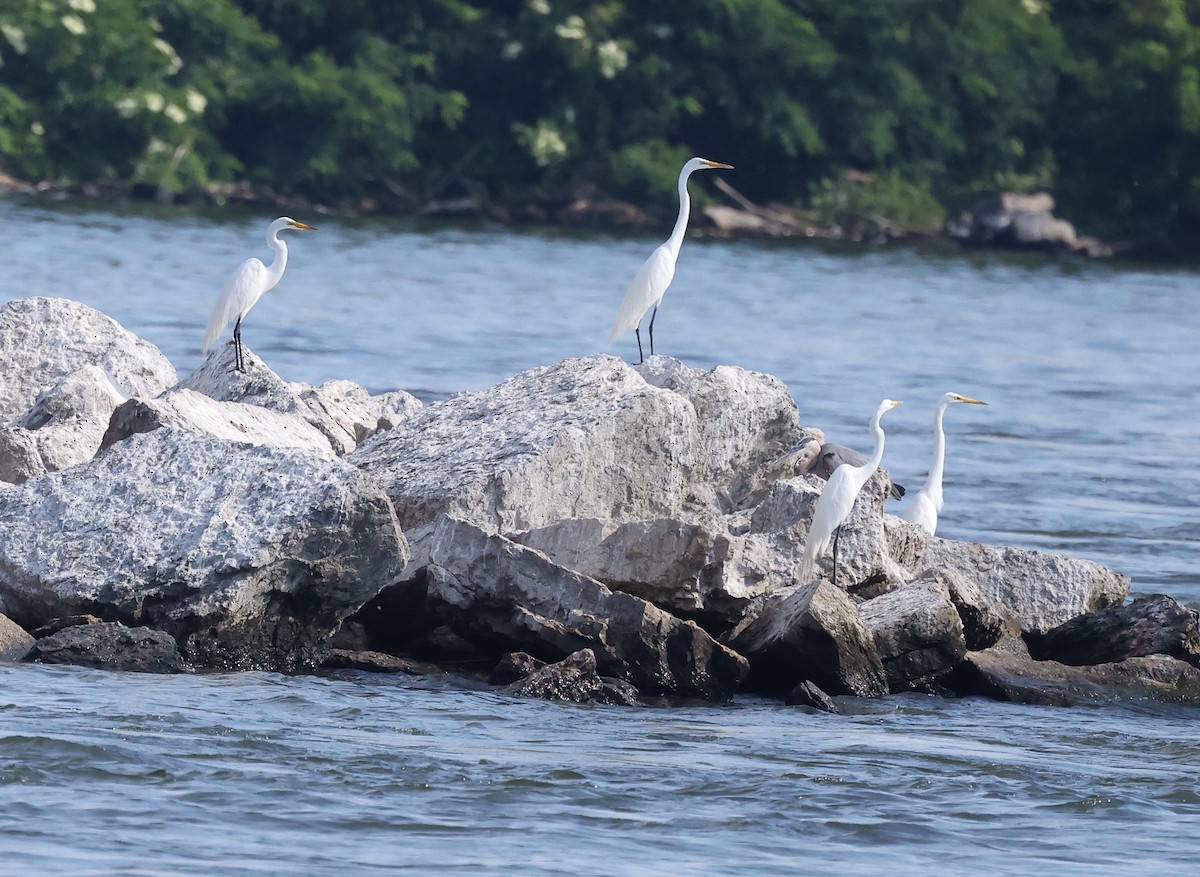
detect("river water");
top-left (1, 199), bottom-right (1198, 874)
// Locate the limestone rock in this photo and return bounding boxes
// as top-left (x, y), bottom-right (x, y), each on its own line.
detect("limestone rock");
top-left (101, 388), bottom-right (337, 458)
top-left (1, 365), bottom-right (130, 483)
top-left (320, 649), bottom-right (421, 674)
top-left (26, 622), bottom-right (188, 673)
top-left (949, 647), bottom-right (1200, 706)
top-left (400, 515), bottom-right (747, 700)
top-left (350, 354), bottom-right (800, 534)
top-left (859, 572), bottom-right (967, 691)
top-left (0, 429), bottom-right (409, 672)
top-left (182, 344), bottom-right (409, 454)
top-left (920, 537), bottom-right (1129, 633)
top-left (490, 651), bottom-right (547, 685)
top-left (1025, 595), bottom-right (1200, 668)
top-left (0, 297), bottom-right (177, 422)
top-left (0, 612), bottom-right (34, 661)
top-left (728, 579), bottom-right (887, 698)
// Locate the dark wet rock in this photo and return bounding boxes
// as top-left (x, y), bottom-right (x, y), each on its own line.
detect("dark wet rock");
top-left (728, 579), bottom-right (887, 698)
top-left (408, 625), bottom-right (485, 661)
top-left (0, 612), bottom-right (35, 661)
top-left (859, 573), bottom-right (966, 692)
top-left (919, 537), bottom-right (1129, 633)
top-left (30, 614), bottom-right (104, 638)
top-left (320, 649), bottom-right (421, 674)
top-left (26, 622), bottom-right (188, 673)
top-left (786, 680), bottom-right (839, 713)
top-left (1026, 595), bottom-right (1200, 668)
top-left (490, 651), bottom-right (547, 685)
top-left (597, 676), bottom-right (642, 706)
top-left (948, 647), bottom-right (1200, 706)
top-left (500, 648), bottom-right (608, 703)
top-left (940, 567), bottom-right (1007, 651)
top-left (396, 515), bottom-right (747, 700)
top-left (0, 429), bottom-right (408, 672)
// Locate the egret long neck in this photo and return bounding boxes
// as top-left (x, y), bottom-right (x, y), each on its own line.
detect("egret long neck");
top-left (923, 400), bottom-right (950, 505)
top-left (665, 166), bottom-right (694, 255)
top-left (264, 229), bottom-right (289, 291)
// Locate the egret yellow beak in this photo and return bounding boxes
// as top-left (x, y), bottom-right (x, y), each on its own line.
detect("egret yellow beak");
top-left (289, 220), bottom-right (318, 231)
top-left (890, 400), bottom-right (903, 408)
top-left (958, 395), bottom-right (987, 405)
top-left (701, 159), bottom-right (735, 169)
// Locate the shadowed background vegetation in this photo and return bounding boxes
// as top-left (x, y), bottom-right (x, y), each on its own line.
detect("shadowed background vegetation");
top-left (2, 0), bottom-right (1200, 246)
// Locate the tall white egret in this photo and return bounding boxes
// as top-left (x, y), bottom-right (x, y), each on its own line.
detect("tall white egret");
top-left (609, 156), bottom-right (734, 362)
top-left (799, 399), bottom-right (902, 587)
top-left (902, 392), bottom-right (988, 536)
top-left (202, 216), bottom-right (317, 372)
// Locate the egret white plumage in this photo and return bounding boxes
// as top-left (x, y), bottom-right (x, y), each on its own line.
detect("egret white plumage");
top-left (202, 216), bottom-right (317, 372)
top-left (901, 392), bottom-right (988, 536)
top-left (609, 157), bottom-right (733, 362)
top-left (799, 399), bottom-right (902, 586)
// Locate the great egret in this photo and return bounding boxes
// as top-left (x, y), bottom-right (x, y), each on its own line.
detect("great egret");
top-left (799, 399), bottom-right (902, 587)
top-left (902, 392), bottom-right (988, 536)
top-left (609, 156), bottom-right (734, 362)
top-left (202, 216), bottom-right (317, 372)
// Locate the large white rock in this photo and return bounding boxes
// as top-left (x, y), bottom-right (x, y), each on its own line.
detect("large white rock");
top-left (102, 388), bottom-right (338, 458)
top-left (182, 344), bottom-right (421, 454)
top-left (0, 429), bottom-right (409, 671)
top-left (0, 365), bottom-right (130, 483)
top-left (0, 297), bottom-right (176, 422)
top-left (351, 354), bottom-right (801, 534)
top-left (918, 537), bottom-right (1129, 633)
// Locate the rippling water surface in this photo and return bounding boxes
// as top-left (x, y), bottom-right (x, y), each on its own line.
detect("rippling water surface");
top-left (1, 199), bottom-right (1199, 874)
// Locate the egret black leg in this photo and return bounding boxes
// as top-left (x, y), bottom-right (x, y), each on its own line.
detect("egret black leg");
top-left (832, 525), bottom-right (842, 589)
top-left (634, 327), bottom-right (644, 364)
top-left (647, 306), bottom-right (658, 357)
top-left (233, 317), bottom-right (245, 373)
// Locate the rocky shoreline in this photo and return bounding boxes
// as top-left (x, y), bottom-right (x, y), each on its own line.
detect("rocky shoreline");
top-left (0, 172), bottom-right (1111, 256)
top-left (1, 296), bottom-right (1196, 709)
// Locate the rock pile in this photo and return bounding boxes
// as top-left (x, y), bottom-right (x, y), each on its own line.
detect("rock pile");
top-left (1, 296), bottom-right (1195, 708)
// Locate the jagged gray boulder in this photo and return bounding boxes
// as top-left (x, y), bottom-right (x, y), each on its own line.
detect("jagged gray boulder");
top-left (1026, 595), bottom-right (1200, 668)
top-left (397, 515), bottom-right (748, 700)
top-left (1, 365), bottom-right (131, 483)
top-left (859, 572), bottom-right (967, 691)
top-left (183, 344), bottom-right (420, 454)
top-left (101, 388), bottom-right (337, 458)
top-left (919, 537), bottom-right (1129, 633)
top-left (949, 647), bottom-right (1200, 706)
top-left (0, 297), bottom-right (176, 421)
top-left (727, 579), bottom-right (888, 698)
top-left (0, 612), bottom-right (34, 661)
top-left (26, 622), bottom-right (188, 673)
top-left (0, 429), bottom-right (409, 671)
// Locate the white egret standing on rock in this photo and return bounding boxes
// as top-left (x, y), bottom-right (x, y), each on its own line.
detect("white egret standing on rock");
top-left (203, 216), bottom-right (317, 372)
top-left (609, 157), bottom-right (734, 363)
top-left (799, 399), bottom-right (902, 587)
top-left (902, 392), bottom-right (988, 536)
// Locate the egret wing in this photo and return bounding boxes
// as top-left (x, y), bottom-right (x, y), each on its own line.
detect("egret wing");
top-left (203, 258), bottom-right (267, 353)
top-left (609, 244), bottom-right (677, 342)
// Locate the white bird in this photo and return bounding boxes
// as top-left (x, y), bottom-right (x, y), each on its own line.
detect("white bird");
top-left (202, 216), bottom-right (317, 372)
top-left (609, 156), bottom-right (733, 362)
top-left (902, 392), bottom-right (988, 536)
top-left (799, 399), bottom-right (903, 586)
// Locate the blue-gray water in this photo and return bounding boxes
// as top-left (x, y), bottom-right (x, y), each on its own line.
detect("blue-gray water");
top-left (1, 199), bottom-right (1198, 874)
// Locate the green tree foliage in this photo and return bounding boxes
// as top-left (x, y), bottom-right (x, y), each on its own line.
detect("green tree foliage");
top-left (0, 0), bottom-right (1198, 243)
